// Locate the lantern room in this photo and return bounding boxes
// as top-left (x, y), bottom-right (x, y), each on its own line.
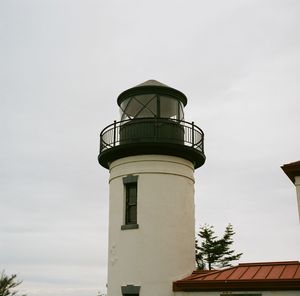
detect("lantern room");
top-left (98, 80), bottom-right (205, 169)
top-left (117, 80), bottom-right (186, 121)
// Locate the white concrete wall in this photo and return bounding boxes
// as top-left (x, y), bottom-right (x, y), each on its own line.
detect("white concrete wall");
top-left (174, 291), bottom-right (300, 296)
top-left (295, 175), bottom-right (300, 222)
top-left (107, 155), bottom-right (196, 296)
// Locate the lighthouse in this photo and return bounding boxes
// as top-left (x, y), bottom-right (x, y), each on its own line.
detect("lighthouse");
top-left (98, 80), bottom-right (205, 296)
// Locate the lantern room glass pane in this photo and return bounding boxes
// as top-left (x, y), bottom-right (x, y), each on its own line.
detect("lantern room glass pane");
top-left (120, 94), bottom-right (157, 119)
top-left (135, 95), bottom-right (157, 118)
top-left (179, 101), bottom-right (184, 120)
top-left (120, 94), bottom-right (184, 120)
top-left (160, 96), bottom-right (184, 120)
top-left (120, 97), bottom-right (143, 120)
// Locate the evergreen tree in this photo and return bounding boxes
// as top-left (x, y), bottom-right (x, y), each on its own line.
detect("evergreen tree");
top-left (195, 224), bottom-right (243, 270)
top-left (0, 271), bottom-right (26, 296)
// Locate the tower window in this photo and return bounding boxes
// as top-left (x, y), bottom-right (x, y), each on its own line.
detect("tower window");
top-left (121, 175), bottom-right (139, 230)
top-left (125, 182), bottom-right (137, 224)
top-left (121, 285), bottom-right (140, 295)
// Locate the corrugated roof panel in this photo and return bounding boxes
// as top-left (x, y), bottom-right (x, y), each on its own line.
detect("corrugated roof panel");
top-left (253, 265), bottom-right (273, 279)
top-left (280, 264), bottom-right (299, 279)
top-left (183, 274), bottom-right (196, 280)
top-left (190, 274), bottom-right (202, 280)
top-left (228, 266), bottom-right (248, 279)
top-left (294, 266), bottom-right (300, 279)
top-left (240, 266), bottom-right (260, 279)
top-left (215, 268), bottom-right (236, 280)
top-left (202, 272), bottom-right (220, 280)
top-left (266, 265), bottom-right (285, 279)
top-left (188, 272), bottom-right (213, 281)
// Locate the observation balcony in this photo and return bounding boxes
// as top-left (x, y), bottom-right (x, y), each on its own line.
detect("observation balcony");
top-left (98, 118), bottom-right (205, 169)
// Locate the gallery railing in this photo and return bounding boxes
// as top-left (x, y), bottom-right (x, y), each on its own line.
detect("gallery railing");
top-left (99, 118), bottom-right (204, 155)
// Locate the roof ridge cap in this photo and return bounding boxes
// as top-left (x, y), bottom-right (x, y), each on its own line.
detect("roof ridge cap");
top-left (239, 261), bottom-right (300, 267)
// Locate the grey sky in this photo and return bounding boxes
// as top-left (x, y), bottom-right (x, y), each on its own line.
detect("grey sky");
top-left (0, 1), bottom-right (299, 295)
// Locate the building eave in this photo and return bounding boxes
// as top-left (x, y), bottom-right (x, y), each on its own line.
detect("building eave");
top-left (173, 279), bottom-right (300, 292)
top-left (281, 161), bottom-right (300, 184)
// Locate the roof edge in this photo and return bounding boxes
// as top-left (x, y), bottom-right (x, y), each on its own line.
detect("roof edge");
top-left (173, 279), bottom-right (300, 292)
top-left (281, 161), bottom-right (300, 184)
top-left (238, 261), bottom-right (300, 266)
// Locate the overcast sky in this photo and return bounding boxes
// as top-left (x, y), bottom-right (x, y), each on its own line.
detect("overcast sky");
top-left (0, 1), bottom-right (299, 295)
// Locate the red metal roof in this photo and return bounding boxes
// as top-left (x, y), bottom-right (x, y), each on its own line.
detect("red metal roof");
top-left (173, 261), bottom-right (300, 292)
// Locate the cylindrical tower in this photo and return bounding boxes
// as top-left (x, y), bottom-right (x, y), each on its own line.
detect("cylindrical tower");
top-left (98, 80), bottom-right (205, 296)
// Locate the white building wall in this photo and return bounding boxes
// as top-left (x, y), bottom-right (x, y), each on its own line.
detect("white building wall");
top-left (107, 155), bottom-right (196, 296)
top-left (174, 291), bottom-right (300, 296)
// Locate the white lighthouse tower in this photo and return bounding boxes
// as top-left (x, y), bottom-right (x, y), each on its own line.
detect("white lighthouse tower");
top-left (98, 80), bottom-right (205, 296)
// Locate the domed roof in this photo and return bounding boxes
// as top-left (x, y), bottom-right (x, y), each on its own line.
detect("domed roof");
top-left (117, 80), bottom-right (188, 106)
top-left (134, 79), bottom-right (170, 88)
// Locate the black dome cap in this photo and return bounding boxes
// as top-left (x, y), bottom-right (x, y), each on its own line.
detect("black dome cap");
top-left (117, 80), bottom-right (188, 106)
